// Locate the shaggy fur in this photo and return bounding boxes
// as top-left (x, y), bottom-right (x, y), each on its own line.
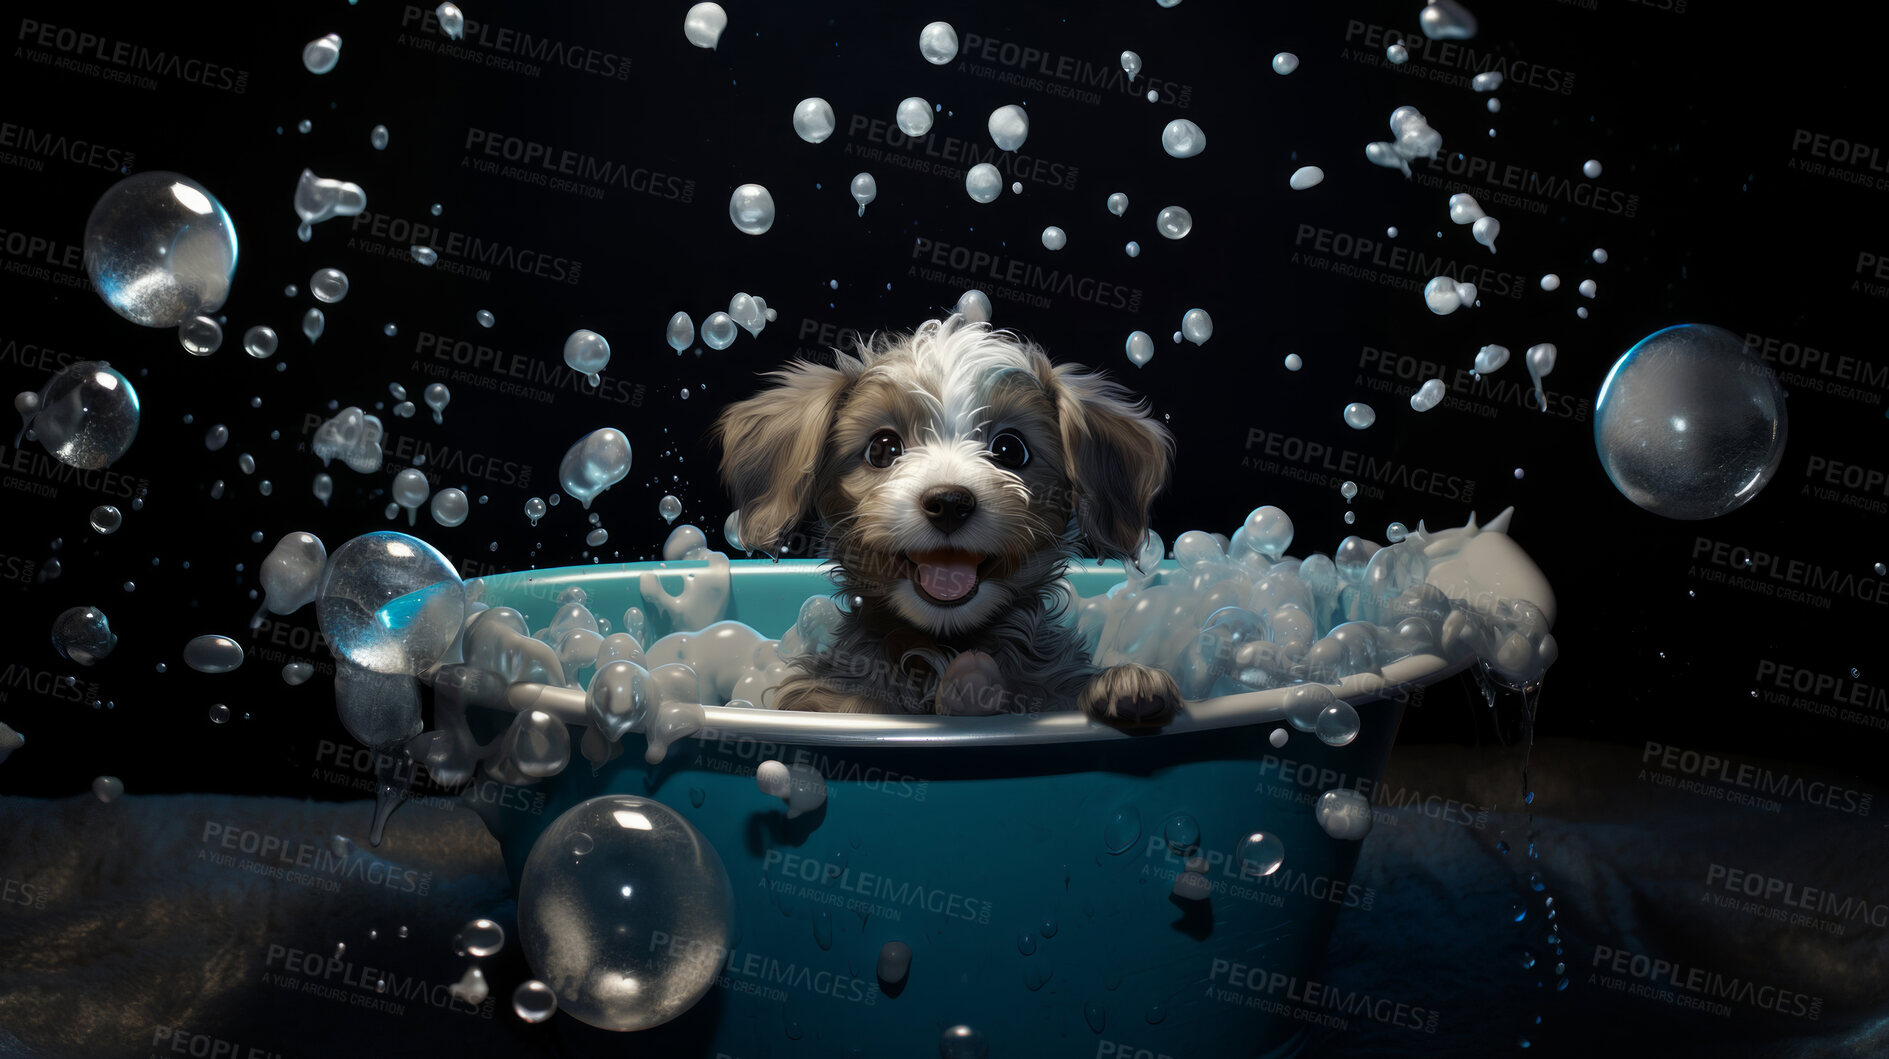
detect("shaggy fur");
top-left (714, 317), bottom-right (1179, 727)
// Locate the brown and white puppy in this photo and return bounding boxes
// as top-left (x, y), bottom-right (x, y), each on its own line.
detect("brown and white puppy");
top-left (713, 316), bottom-right (1178, 728)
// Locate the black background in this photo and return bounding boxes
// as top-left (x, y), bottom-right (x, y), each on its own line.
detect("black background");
top-left (0, 0), bottom-right (1883, 1055)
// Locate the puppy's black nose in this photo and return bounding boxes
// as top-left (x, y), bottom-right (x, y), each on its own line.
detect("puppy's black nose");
top-left (921, 486), bottom-right (977, 534)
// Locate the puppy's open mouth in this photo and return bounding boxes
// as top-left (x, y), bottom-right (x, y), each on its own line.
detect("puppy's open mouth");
top-left (903, 548), bottom-right (988, 606)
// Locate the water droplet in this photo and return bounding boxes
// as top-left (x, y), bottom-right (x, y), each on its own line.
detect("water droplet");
top-left (1124, 331), bottom-right (1154, 368)
top-left (208, 703), bottom-right (231, 724)
top-left (1017, 931), bottom-right (1037, 955)
top-left (1284, 353), bottom-right (1303, 371)
top-left (475, 309), bottom-right (495, 329)
top-left (424, 383), bottom-right (451, 423)
top-left (410, 246), bottom-right (438, 266)
top-left (1120, 50), bottom-right (1141, 81)
top-left (1156, 206), bottom-right (1192, 239)
top-left (1083, 1002), bottom-right (1106, 1033)
top-left (1041, 226), bottom-right (1067, 251)
top-left (297, 119), bottom-right (312, 135)
top-left (658, 495), bottom-right (682, 523)
top-left (939, 1025), bottom-right (988, 1059)
top-left (1582, 159), bottom-right (1602, 179)
top-left (370, 124), bottom-right (389, 150)
top-left (1410, 378), bottom-right (1446, 412)
top-left (1040, 919), bottom-right (1059, 938)
top-left (702, 313), bottom-right (737, 350)
top-left (525, 497), bottom-right (546, 525)
top-left (1342, 402), bottom-right (1376, 429)
top-left (92, 776), bottom-right (123, 802)
top-left (457, 918), bottom-right (505, 958)
top-left (1162, 814), bottom-right (1200, 855)
top-left (1102, 807), bottom-right (1141, 853)
top-left (1236, 832), bottom-right (1284, 877)
top-left (1315, 789), bottom-right (1374, 840)
top-left (965, 163), bottom-right (1003, 204)
top-left (302, 308), bottom-right (325, 343)
top-left (1106, 192), bottom-right (1129, 217)
top-left (202, 424), bottom-right (226, 450)
top-left (1288, 165), bottom-right (1325, 190)
top-left (1271, 52), bottom-right (1299, 75)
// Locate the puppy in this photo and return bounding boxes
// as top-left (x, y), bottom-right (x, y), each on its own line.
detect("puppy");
top-left (713, 316), bottom-right (1179, 728)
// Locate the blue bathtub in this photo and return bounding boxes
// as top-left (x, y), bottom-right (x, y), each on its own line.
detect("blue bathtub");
top-left (472, 558), bottom-right (1491, 1058)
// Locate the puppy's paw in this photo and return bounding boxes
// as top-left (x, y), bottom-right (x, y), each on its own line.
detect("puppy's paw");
top-left (1080, 663), bottom-right (1179, 730)
top-left (936, 650), bottom-right (1004, 716)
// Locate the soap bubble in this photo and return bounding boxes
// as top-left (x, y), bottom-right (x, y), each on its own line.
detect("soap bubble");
top-left (1156, 206), bottom-right (1192, 239)
top-left (559, 429), bottom-right (632, 509)
top-left (564, 330), bottom-right (611, 374)
top-left (702, 313), bottom-right (737, 350)
top-left (89, 505), bottom-right (123, 534)
top-left (849, 173), bottom-right (877, 217)
top-left (435, 3), bottom-right (465, 38)
top-left (261, 532), bottom-right (328, 615)
top-left (28, 362), bottom-right (140, 469)
top-left (1315, 789), bottom-right (1374, 840)
top-left (513, 980), bottom-right (557, 1023)
top-left (666, 313), bottom-right (694, 352)
top-left (965, 164), bottom-right (1003, 203)
top-left (1236, 832), bottom-right (1284, 877)
top-left (51, 606), bottom-right (117, 665)
top-left (431, 488), bottom-right (469, 528)
top-left (919, 22), bottom-right (958, 64)
top-left (954, 290), bottom-right (992, 323)
top-left (316, 531), bottom-right (466, 675)
top-left (179, 316), bottom-right (223, 356)
top-left (728, 184), bottom-right (775, 235)
top-left (987, 105), bottom-right (1029, 151)
top-left (1595, 324), bottom-right (1788, 519)
top-left (518, 795), bottom-right (734, 1031)
top-left (1288, 166), bottom-right (1324, 190)
top-left (792, 98), bottom-right (835, 143)
top-left (1125, 331), bottom-right (1153, 367)
top-left (243, 327), bottom-right (278, 359)
top-left (392, 469), bottom-right (431, 523)
top-left (302, 33), bottom-right (342, 75)
top-left (1161, 119), bottom-right (1205, 158)
top-left (457, 918), bottom-right (505, 957)
top-left (84, 172), bottom-right (238, 328)
top-left (896, 97), bottom-right (933, 137)
top-left (1182, 309), bottom-right (1213, 345)
top-left (683, 3), bottom-right (726, 49)
top-left (310, 268), bottom-right (349, 303)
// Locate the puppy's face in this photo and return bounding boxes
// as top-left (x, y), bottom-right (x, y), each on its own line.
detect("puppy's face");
top-left (715, 318), bottom-right (1172, 639)
top-left (821, 333), bottom-right (1069, 635)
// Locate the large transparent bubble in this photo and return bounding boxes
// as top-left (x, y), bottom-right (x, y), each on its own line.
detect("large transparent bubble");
top-left (1594, 323), bottom-right (1788, 519)
top-left (83, 172), bottom-right (238, 328)
top-left (518, 795), bottom-right (734, 1031)
top-left (316, 531), bottom-right (465, 675)
top-left (28, 361), bottom-right (140, 470)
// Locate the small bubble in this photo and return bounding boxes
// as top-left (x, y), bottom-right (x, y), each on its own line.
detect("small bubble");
top-left (208, 704), bottom-right (231, 724)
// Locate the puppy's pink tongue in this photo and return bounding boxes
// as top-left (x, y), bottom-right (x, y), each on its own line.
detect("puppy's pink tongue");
top-left (913, 549), bottom-right (981, 601)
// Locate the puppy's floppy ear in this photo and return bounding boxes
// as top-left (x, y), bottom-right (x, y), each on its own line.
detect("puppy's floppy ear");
top-left (1052, 364), bottom-right (1174, 562)
top-left (713, 356), bottom-right (859, 553)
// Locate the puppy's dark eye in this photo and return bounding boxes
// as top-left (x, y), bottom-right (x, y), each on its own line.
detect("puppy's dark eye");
top-left (865, 430), bottom-right (903, 468)
top-left (987, 431), bottom-right (1030, 469)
